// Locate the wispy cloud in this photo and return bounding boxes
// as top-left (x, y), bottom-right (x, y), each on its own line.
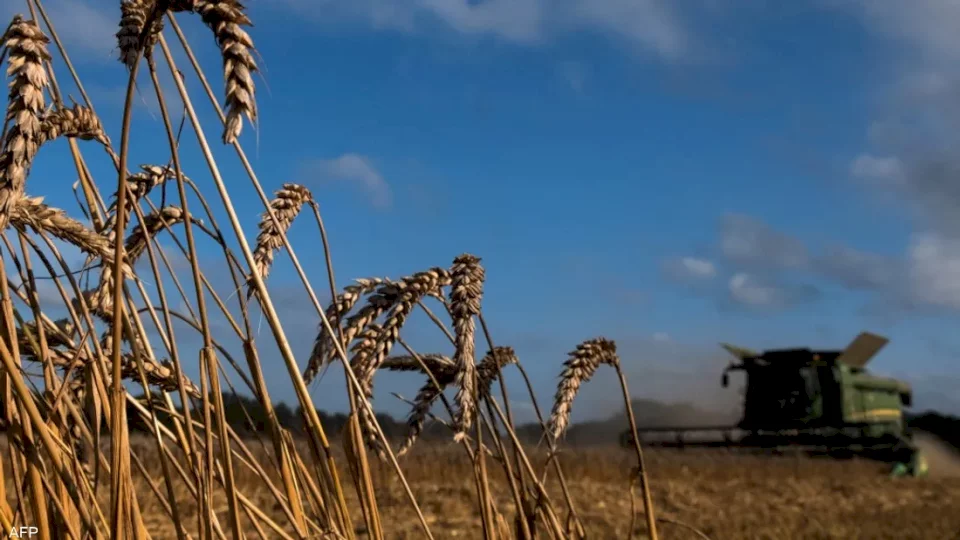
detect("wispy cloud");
top-left (662, 256), bottom-right (716, 282)
top-left (719, 213), bottom-right (808, 270)
top-left (277, 0), bottom-right (694, 62)
top-left (30, 0), bottom-right (117, 64)
top-left (727, 272), bottom-right (819, 310)
top-left (814, 245), bottom-right (902, 291)
top-left (849, 153), bottom-right (905, 187)
top-left (301, 153), bottom-right (392, 209)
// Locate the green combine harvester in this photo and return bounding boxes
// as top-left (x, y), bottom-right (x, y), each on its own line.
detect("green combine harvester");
top-left (622, 332), bottom-right (927, 475)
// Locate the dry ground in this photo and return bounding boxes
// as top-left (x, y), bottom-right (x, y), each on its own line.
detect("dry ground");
top-left (4, 435), bottom-right (960, 539)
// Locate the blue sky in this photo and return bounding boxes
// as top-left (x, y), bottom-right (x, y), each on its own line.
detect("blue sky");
top-left (3, 0), bottom-right (959, 421)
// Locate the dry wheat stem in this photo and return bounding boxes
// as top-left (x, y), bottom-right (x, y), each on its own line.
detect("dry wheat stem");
top-left (248, 182), bottom-right (312, 295)
top-left (450, 253), bottom-right (484, 441)
top-left (0, 16), bottom-right (50, 231)
top-left (548, 337), bottom-right (620, 441)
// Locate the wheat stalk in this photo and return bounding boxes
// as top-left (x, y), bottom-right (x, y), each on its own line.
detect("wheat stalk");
top-left (548, 337), bottom-right (620, 441)
top-left (449, 254), bottom-right (484, 441)
top-left (0, 16), bottom-right (50, 231)
top-left (248, 183), bottom-right (312, 295)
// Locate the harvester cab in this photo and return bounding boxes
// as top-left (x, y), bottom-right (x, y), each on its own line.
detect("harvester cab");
top-left (718, 332), bottom-right (911, 436)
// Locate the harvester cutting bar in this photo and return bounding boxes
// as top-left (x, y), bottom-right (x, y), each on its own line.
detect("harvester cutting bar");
top-left (625, 426), bottom-right (741, 449)
top-left (624, 426), bottom-right (913, 461)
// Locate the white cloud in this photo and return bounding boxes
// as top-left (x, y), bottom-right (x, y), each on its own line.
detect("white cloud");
top-left (566, 0), bottom-right (688, 60)
top-left (816, 245), bottom-right (901, 291)
top-left (662, 255), bottom-right (716, 283)
top-left (279, 0), bottom-right (692, 61)
top-left (679, 257), bottom-right (715, 279)
top-left (907, 233), bottom-right (960, 310)
top-left (38, 0), bottom-right (117, 64)
top-left (849, 154), bottom-right (905, 187)
top-left (728, 273), bottom-right (777, 307)
top-left (719, 213), bottom-right (808, 270)
top-left (303, 153), bottom-right (392, 209)
top-left (651, 332), bottom-right (670, 342)
top-left (727, 272), bottom-right (818, 309)
top-left (845, 1), bottom-right (960, 65)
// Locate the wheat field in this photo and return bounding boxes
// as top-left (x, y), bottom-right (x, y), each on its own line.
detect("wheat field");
top-left (0, 2), bottom-right (956, 539)
top-left (5, 435), bottom-right (959, 539)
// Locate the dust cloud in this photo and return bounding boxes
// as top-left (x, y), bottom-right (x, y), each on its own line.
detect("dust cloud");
top-left (913, 431), bottom-right (960, 479)
top-left (571, 337), bottom-right (744, 425)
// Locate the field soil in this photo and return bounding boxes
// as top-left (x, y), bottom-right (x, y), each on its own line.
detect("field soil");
top-left (4, 436), bottom-right (959, 539)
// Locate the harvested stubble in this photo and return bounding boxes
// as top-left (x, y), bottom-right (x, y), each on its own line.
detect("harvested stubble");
top-left (5, 435), bottom-right (958, 539)
top-left (0, 3), bottom-right (940, 540)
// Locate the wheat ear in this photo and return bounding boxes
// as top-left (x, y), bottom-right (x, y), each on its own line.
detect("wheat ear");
top-left (477, 346), bottom-right (518, 397)
top-left (117, 0), bottom-right (257, 142)
top-left (103, 164), bottom-right (181, 241)
top-left (355, 269), bottom-right (453, 385)
top-left (450, 254), bottom-right (484, 441)
top-left (397, 371), bottom-right (457, 458)
top-left (248, 183), bottom-right (312, 295)
top-left (39, 104), bottom-right (110, 146)
top-left (548, 337), bottom-right (620, 441)
top-left (0, 16), bottom-right (50, 230)
top-left (348, 324), bottom-right (389, 461)
top-left (304, 277), bottom-right (385, 384)
top-left (31, 347), bottom-right (202, 399)
top-left (381, 354), bottom-right (456, 376)
top-left (10, 195), bottom-right (114, 261)
top-left (193, 0), bottom-right (258, 143)
top-left (91, 206), bottom-right (187, 318)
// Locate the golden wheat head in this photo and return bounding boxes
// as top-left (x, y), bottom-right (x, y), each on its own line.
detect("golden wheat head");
top-left (0, 15), bottom-right (51, 230)
top-left (304, 277), bottom-right (386, 384)
top-left (548, 337), bottom-right (619, 441)
top-left (193, 0), bottom-right (258, 144)
top-left (449, 253), bottom-right (484, 441)
top-left (248, 183), bottom-right (312, 296)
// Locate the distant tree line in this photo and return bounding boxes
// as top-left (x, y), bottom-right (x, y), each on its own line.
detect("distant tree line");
top-left (2, 391), bottom-right (957, 451)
